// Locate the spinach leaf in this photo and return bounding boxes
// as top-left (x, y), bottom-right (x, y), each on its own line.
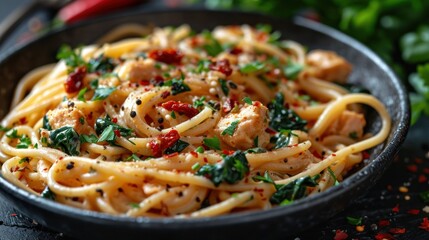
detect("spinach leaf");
top-left (240, 61), bottom-right (266, 74)
top-left (270, 175), bottom-right (320, 204)
top-left (164, 78), bottom-right (191, 95)
top-left (95, 116), bottom-right (133, 144)
top-left (91, 87), bottom-right (116, 101)
top-left (87, 54), bottom-right (116, 73)
top-left (196, 151), bottom-right (249, 186)
top-left (164, 139), bottom-right (190, 154)
top-left (268, 92), bottom-right (307, 132)
top-left (49, 126), bottom-right (80, 156)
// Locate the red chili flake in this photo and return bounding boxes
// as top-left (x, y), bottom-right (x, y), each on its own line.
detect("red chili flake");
top-left (148, 48), bottom-right (183, 65)
top-left (222, 150), bottom-right (235, 155)
top-left (418, 174), bottom-right (427, 183)
top-left (113, 129), bottom-right (121, 137)
top-left (255, 32), bottom-right (268, 42)
top-left (19, 117), bottom-right (27, 124)
top-left (265, 128), bottom-right (277, 134)
top-left (210, 59), bottom-right (233, 76)
top-left (190, 151), bottom-right (198, 158)
top-left (203, 157), bottom-right (208, 163)
top-left (112, 118), bottom-right (118, 123)
top-left (151, 75), bottom-right (165, 85)
top-left (161, 91), bottom-right (171, 99)
top-left (161, 100), bottom-right (199, 118)
top-left (229, 47), bottom-right (243, 55)
top-left (407, 209), bottom-right (420, 215)
top-left (389, 228), bottom-right (406, 234)
top-left (252, 101), bottom-right (262, 107)
top-left (362, 151), bottom-right (370, 159)
top-left (312, 151), bottom-right (322, 159)
top-left (253, 188), bottom-right (264, 193)
top-left (407, 164), bottom-right (418, 172)
top-left (424, 168), bottom-right (429, 174)
top-left (139, 80), bottom-right (150, 86)
top-left (378, 219), bottom-right (391, 227)
top-left (332, 153), bottom-right (337, 157)
top-left (190, 36), bottom-right (200, 47)
top-left (415, 158), bottom-right (423, 164)
top-left (222, 98), bottom-right (237, 113)
top-left (419, 217), bottom-right (429, 231)
top-left (375, 232), bottom-right (395, 240)
top-left (64, 66), bottom-right (86, 93)
top-left (10, 213), bottom-right (17, 217)
top-left (333, 229), bottom-right (348, 240)
top-left (392, 204), bottom-right (400, 213)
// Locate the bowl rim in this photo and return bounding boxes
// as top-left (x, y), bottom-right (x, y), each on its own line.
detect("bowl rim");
top-left (0, 7), bottom-right (410, 230)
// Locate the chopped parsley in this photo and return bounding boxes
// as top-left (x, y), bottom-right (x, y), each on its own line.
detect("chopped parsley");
top-left (16, 135), bottom-right (32, 149)
top-left (195, 59), bottom-right (211, 73)
top-left (201, 30), bottom-right (223, 57)
top-left (420, 190), bottom-right (429, 203)
top-left (80, 134), bottom-right (98, 144)
top-left (56, 45), bottom-right (86, 72)
top-left (221, 120), bottom-right (239, 136)
top-left (164, 78), bottom-right (191, 95)
top-left (18, 157), bottom-right (29, 164)
top-left (77, 87), bottom-right (87, 102)
top-left (203, 137), bottom-right (221, 150)
top-left (0, 125), bottom-right (10, 132)
top-left (195, 146), bottom-right (205, 153)
top-left (327, 167), bottom-right (340, 186)
top-left (196, 151), bottom-right (249, 186)
top-left (243, 97), bottom-right (253, 105)
top-left (41, 187), bottom-right (56, 200)
top-left (283, 60), bottom-right (303, 80)
top-left (219, 79), bottom-right (229, 96)
top-left (95, 116), bottom-right (133, 145)
top-left (6, 129), bottom-right (19, 139)
top-left (349, 131), bottom-right (358, 140)
top-left (125, 154), bottom-right (142, 162)
top-left (42, 115), bottom-right (52, 130)
top-left (171, 111), bottom-right (176, 119)
top-left (192, 162), bottom-right (201, 171)
top-left (91, 87), bottom-right (116, 101)
top-left (193, 96), bottom-right (206, 108)
top-left (240, 61), bottom-right (266, 74)
top-left (346, 216), bottom-right (363, 226)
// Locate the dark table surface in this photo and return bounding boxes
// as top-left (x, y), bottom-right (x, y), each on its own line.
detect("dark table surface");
top-left (0, 1), bottom-right (429, 240)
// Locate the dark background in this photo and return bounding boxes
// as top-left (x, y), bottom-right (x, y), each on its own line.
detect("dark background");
top-left (0, 1), bottom-right (428, 239)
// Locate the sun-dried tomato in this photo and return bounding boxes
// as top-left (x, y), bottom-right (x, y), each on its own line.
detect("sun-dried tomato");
top-left (149, 129), bottom-right (181, 157)
top-left (64, 66), bottom-right (86, 93)
top-left (148, 48), bottom-right (183, 65)
top-left (161, 101), bottom-right (199, 118)
top-left (210, 59), bottom-right (233, 76)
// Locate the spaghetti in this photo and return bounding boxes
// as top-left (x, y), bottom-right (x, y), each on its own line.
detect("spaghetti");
top-left (0, 25), bottom-right (391, 217)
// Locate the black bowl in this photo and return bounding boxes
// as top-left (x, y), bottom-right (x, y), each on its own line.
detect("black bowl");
top-left (0, 9), bottom-right (409, 240)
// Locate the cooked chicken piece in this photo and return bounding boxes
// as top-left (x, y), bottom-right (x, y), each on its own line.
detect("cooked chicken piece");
top-left (325, 110), bottom-right (366, 139)
top-left (117, 58), bottom-right (161, 83)
top-left (46, 107), bottom-right (93, 135)
top-left (216, 103), bottom-right (270, 149)
top-left (306, 50), bottom-right (352, 83)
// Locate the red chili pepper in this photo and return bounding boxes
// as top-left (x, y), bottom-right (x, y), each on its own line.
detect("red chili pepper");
top-left (333, 229), bottom-right (348, 240)
top-left (161, 100), bottom-right (199, 118)
top-left (58, 0), bottom-right (142, 24)
top-left (210, 59), bottom-right (233, 76)
top-left (64, 66), bottom-right (86, 93)
top-left (148, 48), bottom-right (183, 65)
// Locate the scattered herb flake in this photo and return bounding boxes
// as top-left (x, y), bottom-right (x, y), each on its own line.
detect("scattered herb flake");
top-left (203, 137), bottom-right (221, 150)
top-left (221, 120), bottom-right (239, 136)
